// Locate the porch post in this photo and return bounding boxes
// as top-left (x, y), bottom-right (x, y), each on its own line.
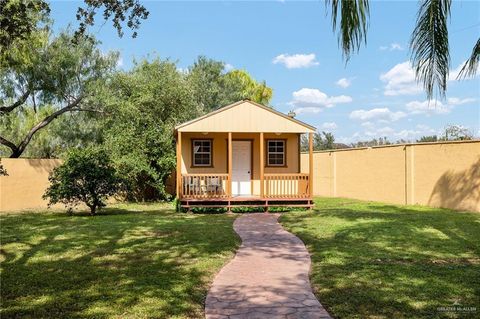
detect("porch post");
top-left (308, 132), bottom-right (313, 198)
top-left (260, 132), bottom-right (264, 198)
top-left (228, 132), bottom-right (232, 196)
top-left (176, 131), bottom-right (182, 199)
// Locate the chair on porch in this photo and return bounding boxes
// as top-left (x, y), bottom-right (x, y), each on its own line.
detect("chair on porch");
top-left (186, 176), bottom-right (201, 195)
top-left (206, 177), bottom-right (222, 195)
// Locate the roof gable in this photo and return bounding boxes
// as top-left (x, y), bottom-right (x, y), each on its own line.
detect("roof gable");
top-left (175, 100), bottom-right (315, 133)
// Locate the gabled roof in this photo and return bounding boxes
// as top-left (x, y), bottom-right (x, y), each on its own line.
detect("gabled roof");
top-left (175, 100), bottom-right (316, 133)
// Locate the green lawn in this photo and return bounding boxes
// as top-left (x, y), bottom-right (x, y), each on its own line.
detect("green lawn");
top-left (281, 197), bottom-right (480, 319)
top-left (0, 203), bottom-right (239, 319)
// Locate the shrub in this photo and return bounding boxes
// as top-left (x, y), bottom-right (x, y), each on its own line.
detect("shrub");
top-left (43, 148), bottom-right (120, 215)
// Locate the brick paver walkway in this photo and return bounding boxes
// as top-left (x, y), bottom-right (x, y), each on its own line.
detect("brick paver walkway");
top-left (205, 213), bottom-right (331, 319)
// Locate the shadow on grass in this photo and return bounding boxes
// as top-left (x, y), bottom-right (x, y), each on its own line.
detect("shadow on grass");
top-left (0, 205), bottom-right (239, 319)
top-left (281, 199), bottom-right (480, 319)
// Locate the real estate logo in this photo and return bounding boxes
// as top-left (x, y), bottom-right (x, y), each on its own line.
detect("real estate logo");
top-left (437, 299), bottom-right (477, 314)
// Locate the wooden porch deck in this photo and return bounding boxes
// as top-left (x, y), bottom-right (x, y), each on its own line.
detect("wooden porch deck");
top-left (178, 172), bottom-right (313, 211)
top-left (180, 197), bottom-right (314, 211)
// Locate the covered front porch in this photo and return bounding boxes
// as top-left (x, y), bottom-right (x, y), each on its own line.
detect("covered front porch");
top-left (175, 131), bottom-right (314, 210)
top-left (174, 100), bottom-right (315, 210)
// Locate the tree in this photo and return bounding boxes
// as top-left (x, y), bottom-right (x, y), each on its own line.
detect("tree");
top-left (0, 0), bottom-right (148, 50)
top-left (187, 56), bottom-right (273, 112)
top-left (0, 30), bottom-right (117, 157)
top-left (43, 148), bottom-right (120, 215)
top-left (221, 70), bottom-right (273, 106)
top-left (101, 59), bottom-right (200, 201)
top-left (325, 0), bottom-right (478, 99)
top-left (101, 57), bottom-right (272, 200)
top-left (301, 131), bottom-right (336, 151)
top-left (442, 124), bottom-right (473, 141)
top-left (417, 135), bottom-right (438, 143)
top-left (0, 106), bottom-right (103, 158)
top-left (351, 137), bottom-right (391, 148)
top-left (187, 56), bottom-right (226, 112)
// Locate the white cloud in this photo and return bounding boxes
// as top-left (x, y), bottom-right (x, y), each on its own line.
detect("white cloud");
top-left (321, 122), bottom-right (338, 130)
top-left (390, 43), bottom-right (404, 51)
top-left (350, 107), bottom-right (407, 122)
top-left (272, 53), bottom-right (319, 69)
top-left (336, 78), bottom-right (352, 88)
top-left (290, 88), bottom-right (352, 113)
top-left (224, 63), bottom-right (234, 71)
top-left (447, 97), bottom-right (476, 105)
top-left (380, 61), bottom-right (422, 96)
top-left (380, 43), bottom-right (404, 51)
top-left (406, 100), bottom-right (450, 114)
top-left (406, 97), bottom-right (476, 115)
top-left (361, 121), bottom-right (375, 129)
top-left (294, 107), bottom-right (323, 115)
top-left (365, 126), bottom-right (395, 137)
top-left (392, 124), bottom-right (437, 139)
top-left (381, 61), bottom-right (478, 96)
top-left (339, 124), bottom-right (439, 143)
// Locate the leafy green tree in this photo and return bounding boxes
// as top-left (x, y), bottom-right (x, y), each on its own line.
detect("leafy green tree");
top-left (0, 30), bottom-right (117, 157)
top-left (187, 56), bottom-right (273, 112)
top-left (442, 124), bottom-right (473, 141)
top-left (301, 131), bottom-right (336, 151)
top-left (417, 135), bottom-right (438, 143)
top-left (221, 70), bottom-right (273, 106)
top-left (43, 148), bottom-right (120, 215)
top-left (0, 0), bottom-right (148, 50)
top-left (0, 106), bottom-right (103, 158)
top-left (187, 56), bottom-right (226, 112)
top-left (351, 137), bottom-right (391, 148)
top-left (321, 132), bottom-right (335, 150)
top-left (101, 57), bottom-right (272, 200)
top-left (102, 59), bottom-right (199, 201)
top-left (325, 0), bottom-right (478, 99)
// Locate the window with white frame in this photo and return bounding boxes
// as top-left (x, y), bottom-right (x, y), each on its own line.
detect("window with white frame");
top-left (192, 139), bottom-right (212, 166)
top-left (267, 140), bottom-right (285, 166)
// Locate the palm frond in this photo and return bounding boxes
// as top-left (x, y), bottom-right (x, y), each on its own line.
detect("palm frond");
top-left (326, 0), bottom-right (370, 61)
top-left (410, 0), bottom-right (452, 100)
top-left (457, 38), bottom-right (480, 79)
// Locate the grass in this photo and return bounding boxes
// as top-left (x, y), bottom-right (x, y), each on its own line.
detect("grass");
top-left (0, 203), bottom-right (239, 319)
top-left (280, 197), bottom-right (480, 319)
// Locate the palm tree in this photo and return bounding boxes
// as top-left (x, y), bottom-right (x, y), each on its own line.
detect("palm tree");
top-left (326, 0), bottom-right (479, 99)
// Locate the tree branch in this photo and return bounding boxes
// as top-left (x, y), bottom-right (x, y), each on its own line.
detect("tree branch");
top-left (0, 89), bottom-right (31, 115)
top-left (0, 136), bottom-right (20, 155)
top-left (11, 95), bottom-right (84, 158)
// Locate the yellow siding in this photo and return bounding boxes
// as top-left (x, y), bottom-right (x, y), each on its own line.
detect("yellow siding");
top-left (181, 132), bottom-right (301, 196)
top-left (178, 101), bottom-right (314, 133)
top-left (301, 141), bottom-right (480, 212)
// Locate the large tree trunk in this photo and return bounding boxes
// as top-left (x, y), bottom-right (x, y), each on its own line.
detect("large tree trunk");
top-left (87, 204), bottom-right (97, 216)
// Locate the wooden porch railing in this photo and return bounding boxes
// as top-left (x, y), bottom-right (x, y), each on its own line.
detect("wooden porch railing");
top-left (264, 173), bottom-right (310, 198)
top-left (181, 174), bottom-right (229, 199)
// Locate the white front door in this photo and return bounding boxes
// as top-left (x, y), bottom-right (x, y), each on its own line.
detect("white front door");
top-left (232, 141), bottom-right (251, 196)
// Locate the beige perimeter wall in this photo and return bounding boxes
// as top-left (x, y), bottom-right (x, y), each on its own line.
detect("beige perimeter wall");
top-left (2, 141), bottom-right (479, 212)
top-left (301, 140), bottom-right (480, 212)
top-left (1, 158), bottom-right (62, 212)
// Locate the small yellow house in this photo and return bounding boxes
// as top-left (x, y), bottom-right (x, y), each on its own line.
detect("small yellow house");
top-left (175, 100), bottom-right (315, 211)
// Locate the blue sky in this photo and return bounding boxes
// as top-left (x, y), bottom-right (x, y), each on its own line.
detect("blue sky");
top-left (50, 1), bottom-right (479, 143)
